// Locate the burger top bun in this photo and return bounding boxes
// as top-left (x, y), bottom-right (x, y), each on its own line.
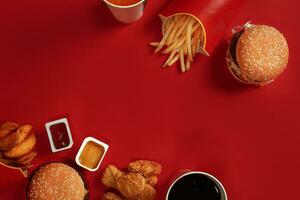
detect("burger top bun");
top-left (236, 25), bottom-right (289, 83)
top-left (28, 163), bottom-right (86, 200)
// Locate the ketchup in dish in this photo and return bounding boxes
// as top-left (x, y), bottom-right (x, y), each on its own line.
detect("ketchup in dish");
top-left (49, 123), bottom-right (70, 149)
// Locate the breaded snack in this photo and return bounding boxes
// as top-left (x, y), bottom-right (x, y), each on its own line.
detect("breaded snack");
top-left (128, 160), bottom-right (162, 177)
top-left (0, 122), bottom-right (37, 177)
top-left (0, 122), bottom-right (19, 137)
top-left (101, 161), bottom-right (162, 200)
top-left (16, 151), bottom-right (37, 166)
top-left (116, 173), bottom-right (146, 198)
top-left (102, 192), bottom-right (124, 200)
top-left (130, 184), bottom-right (157, 200)
top-left (0, 156), bottom-right (17, 166)
top-left (145, 176), bottom-right (158, 187)
top-left (3, 132), bottom-right (36, 158)
top-left (138, 184), bottom-right (156, 200)
top-left (0, 124), bottom-right (32, 151)
top-left (102, 165), bottom-right (125, 188)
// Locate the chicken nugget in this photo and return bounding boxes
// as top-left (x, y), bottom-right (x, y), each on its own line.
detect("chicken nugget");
top-left (116, 173), bottom-right (146, 198)
top-left (102, 165), bottom-right (125, 188)
top-left (128, 160), bottom-right (162, 177)
top-left (138, 184), bottom-right (156, 200)
top-left (145, 176), bottom-right (158, 187)
top-left (0, 122), bottom-right (19, 137)
top-left (102, 192), bottom-right (124, 200)
top-left (130, 184), bottom-right (156, 200)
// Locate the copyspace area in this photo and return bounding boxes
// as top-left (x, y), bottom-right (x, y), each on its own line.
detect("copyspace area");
top-left (0, 0), bottom-right (299, 199)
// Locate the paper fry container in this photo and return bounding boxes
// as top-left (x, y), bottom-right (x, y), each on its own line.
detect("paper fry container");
top-left (0, 160), bottom-right (29, 177)
top-left (160, 0), bottom-right (244, 55)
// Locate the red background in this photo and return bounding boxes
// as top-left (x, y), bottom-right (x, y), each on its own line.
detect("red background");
top-left (0, 0), bottom-right (299, 199)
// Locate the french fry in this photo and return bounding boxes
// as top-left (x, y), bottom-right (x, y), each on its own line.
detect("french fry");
top-left (177, 17), bottom-right (195, 38)
top-left (192, 29), bottom-right (200, 57)
top-left (167, 15), bottom-right (187, 45)
top-left (173, 15), bottom-right (187, 30)
top-left (186, 21), bottom-right (193, 61)
top-left (173, 15), bottom-right (180, 23)
top-left (186, 59), bottom-right (191, 71)
top-left (155, 20), bottom-right (175, 53)
top-left (166, 27), bottom-right (176, 46)
top-left (150, 14), bottom-right (207, 72)
top-left (192, 23), bottom-right (200, 34)
top-left (163, 50), bottom-right (177, 67)
top-left (168, 54), bottom-right (180, 66)
top-left (163, 36), bottom-right (185, 54)
top-left (149, 42), bottom-right (159, 47)
top-left (183, 40), bottom-right (188, 55)
top-left (173, 16), bottom-right (192, 41)
top-left (163, 17), bottom-right (172, 34)
top-left (180, 49), bottom-right (185, 72)
top-left (165, 17), bottom-right (176, 46)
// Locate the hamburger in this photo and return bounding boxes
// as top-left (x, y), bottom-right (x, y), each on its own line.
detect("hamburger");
top-left (226, 23), bottom-right (289, 85)
top-left (27, 163), bottom-right (88, 200)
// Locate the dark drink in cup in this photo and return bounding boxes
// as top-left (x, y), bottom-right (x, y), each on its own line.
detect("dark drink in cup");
top-left (166, 171), bottom-right (227, 200)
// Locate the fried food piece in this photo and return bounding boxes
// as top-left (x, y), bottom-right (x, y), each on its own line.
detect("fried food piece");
top-left (0, 157), bottom-right (17, 166)
top-left (130, 184), bottom-right (156, 200)
top-left (102, 165), bottom-right (125, 188)
top-left (128, 160), bottom-right (162, 177)
top-left (102, 192), bottom-right (124, 200)
top-left (0, 122), bottom-right (19, 137)
top-left (145, 176), bottom-right (158, 187)
top-left (0, 124), bottom-right (32, 151)
top-left (116, 173), bottom-right (146, 198)
top-left (137, 184), bottom-right (156, 200)
top-left (3, 132), bottom-right (36, 158)
top-left (16, 151), bottom-right (37, 166)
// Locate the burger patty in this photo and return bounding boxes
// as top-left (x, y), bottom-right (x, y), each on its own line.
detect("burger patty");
top-left (228, 24), bottom-right (269, 84)
top-left (229, 30), bottom-right (244, 66)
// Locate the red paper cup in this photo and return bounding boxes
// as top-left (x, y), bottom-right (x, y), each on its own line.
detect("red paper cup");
top-left (160, 0), bottom-right (244, 55)
top-left (103, 0), bottom-right (147, 24)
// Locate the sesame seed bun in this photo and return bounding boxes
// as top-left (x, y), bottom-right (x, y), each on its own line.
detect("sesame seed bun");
top-left (227, 24), bottom-right (289, 85)
top-left (27, 163), bottom-right (87, 200)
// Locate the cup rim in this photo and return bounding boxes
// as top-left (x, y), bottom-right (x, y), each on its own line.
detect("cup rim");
top-left (103, 0), bottom-right (146, 9)
top-left (165, 171), bottom-right (228, 200)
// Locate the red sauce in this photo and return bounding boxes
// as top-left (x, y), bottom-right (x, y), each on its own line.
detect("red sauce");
top-left (107, 0), bottom-right (142, 6)
top-left (50, 123), bottom-right (70, 149)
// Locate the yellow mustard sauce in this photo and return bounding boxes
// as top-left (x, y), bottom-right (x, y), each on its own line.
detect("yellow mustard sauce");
top-left (79, 141), bottom-right (104, 169)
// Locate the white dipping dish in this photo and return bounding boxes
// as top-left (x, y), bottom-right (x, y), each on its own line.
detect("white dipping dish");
top-left (75, 137), bottom-right (109, 172)
top-left (45, 118), bottom-right (73, 153)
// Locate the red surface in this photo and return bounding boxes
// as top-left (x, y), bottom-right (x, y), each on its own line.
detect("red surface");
top-left (0, 0), bottom-right (299, 199)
